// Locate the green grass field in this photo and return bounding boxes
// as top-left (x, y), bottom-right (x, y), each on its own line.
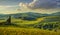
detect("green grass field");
top-left (0, 16), bottom-right (60, 35)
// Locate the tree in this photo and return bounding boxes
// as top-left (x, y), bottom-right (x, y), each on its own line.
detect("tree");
top-left (6, 16), bottom-right (11, 25)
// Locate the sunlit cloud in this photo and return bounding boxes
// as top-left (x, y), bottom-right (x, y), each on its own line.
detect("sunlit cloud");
top-left (19, 0), bottom-right (60, 9)
top-left (19, 0), bottom-right (60, 14)
top-left (0, 0), bottom-right (60, 14)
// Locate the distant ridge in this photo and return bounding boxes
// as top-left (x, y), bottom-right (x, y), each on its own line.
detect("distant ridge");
top-left (0, 12), bottom-right (60, 19)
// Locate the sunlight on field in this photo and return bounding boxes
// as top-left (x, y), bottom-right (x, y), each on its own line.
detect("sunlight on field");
top-left (11, 18), bottom-right (44, 24)
top-left (0, 27), bottom-right (60, 35)
top-left (0, 16), bottom-right (60, 35)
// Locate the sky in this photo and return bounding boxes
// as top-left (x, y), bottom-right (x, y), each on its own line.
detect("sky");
top-left (0, 0), bottom-right (60, 14)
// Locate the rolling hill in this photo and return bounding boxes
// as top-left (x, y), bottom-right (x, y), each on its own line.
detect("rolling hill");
top-left (0, 12), bottom-right (60, 35)
top-left (34, 16), bottom-right (60, 31)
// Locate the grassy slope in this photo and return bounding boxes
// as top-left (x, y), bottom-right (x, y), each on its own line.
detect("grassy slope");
top-left (11, 17), bottom-right (44, 24)
top-left (0, 16), bottom-right (60, 35)
top-left (0, 27), bottom-right (60, 35)
top-left (11, 16), bottom-right (60, 24)
top-left (42, 16), bottom-right (60, 23)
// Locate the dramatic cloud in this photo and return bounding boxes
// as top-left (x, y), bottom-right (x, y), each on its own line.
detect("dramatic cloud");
top-left (19, 0), bottom-right (60, 9)
top-left (18, 0), bottom-right (60, 14)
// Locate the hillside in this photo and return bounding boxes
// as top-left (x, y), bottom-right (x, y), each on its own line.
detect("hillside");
top-left (0, 12), bottom-right (60, 29)
top-left (0, 12), bottom-right (60, 35)
top-left (35, 16), bottom-right (60, 31)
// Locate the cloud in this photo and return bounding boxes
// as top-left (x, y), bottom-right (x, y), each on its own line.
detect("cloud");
top-left (0, 5), bottom-right (19, 14)
top-left (0, 6), bottom-right (17, 8)
top-left (18, 0), bottom-right (60, 14)
top-left (19, 0), bottom-right (60, 9)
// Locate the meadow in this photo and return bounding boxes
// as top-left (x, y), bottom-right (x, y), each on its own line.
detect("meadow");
top-left (0, 27), bottom-right (60, 35)
top-left (0, 13), bottom-right (60, 35)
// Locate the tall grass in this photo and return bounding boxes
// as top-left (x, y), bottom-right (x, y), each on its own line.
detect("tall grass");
top-left (0, 27), bottom-right (60, 35)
